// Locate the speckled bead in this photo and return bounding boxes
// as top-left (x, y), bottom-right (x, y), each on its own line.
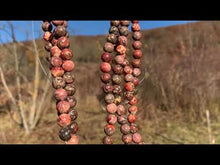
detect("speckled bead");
top-left (112, 85), bottom-right (122, 95)
top-left (52, 77), bottom-right (66, 89)
top-left (68, 108), bottom-right (78, 121)
top-left (133, 68), bottom-right (141, 77)
top-left (101, 52), bottom-right (112, 62)
top-left (103, 42), bottom-right (115, 53)
top-left (132, 133), bottom-right (142, 143)
top-left (132, 23), bottom-right (141, 32)
top-left (110, 20), bottom-right (120, 26)
top-left (132, 59), bottom-right (141, 68)
top-left (104, 124), bottom-right (115, 136)
top-left (54, 25), bottom-right (67, 38)
top-left (133, 31), bottom-right (142, 40)
top-left (42, 21), bottom-right (52, 32)
top-left (105, 94), bottom-right (115, 104)
top-left (119, 26), bottom-right (129, 36)
top-left (132, 41), bottom-right (142, 49)
top-left (106, 103), bottom-right (117, 114)
top-left (103, 83), bottom-right (113, 93)
top-left (112, 75), bottom-right (122, 84)
top-left (107, 33), bottom-right (118, 44)
top-left (116, 45), bottom-right (126, 54)
top-left (64, 83), bottom-right (76, 96)
top-left (66, 96), bottom-right (77, 108)
top-left (57, 113), bottom-right (71, 127)
top-left (109, 26), bottom-right (119, 35)
top-left (118, 36), bottom-right (128, 46)
top-left (101, 73), bottom-right (111, 83)
top-left (122, 134), bottom-right (133, 144)
top-left (67, 134), bottom-right (79, 144)
top-left (63, 72), bottom-right (75, 84)
top-left (107, 114), bottom-right (117, 125)
top-left (125, 74), bottom-right (134, 82)
top-left (117, 115), bottom-right (128, 125)
top-left (113, 64), bottom-right (124, 75)
top-left (117, 104), bottom-right (125, 116)
top-left (120, 20), bottom-right (130, 26)
top-left (120, 123), bottom-right (131, 134)
top-left (103, 136), bottom-right (114, 144)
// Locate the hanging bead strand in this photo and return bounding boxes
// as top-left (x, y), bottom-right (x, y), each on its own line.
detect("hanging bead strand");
top-left (42, 20), bottom-right (79, 144)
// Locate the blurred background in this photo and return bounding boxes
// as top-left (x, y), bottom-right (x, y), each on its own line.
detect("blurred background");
top-left (0, 20), bottom-right (219, 144)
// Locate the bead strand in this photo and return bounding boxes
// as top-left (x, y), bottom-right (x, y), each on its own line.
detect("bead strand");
top-left (114, 20), bottom-right (134, 144)
top-left (125, 20), bottom-right (143, 144)
top-left (42, 20), bottom-right (79, 144)
top-left (101, 21), bottom-right (120, 144)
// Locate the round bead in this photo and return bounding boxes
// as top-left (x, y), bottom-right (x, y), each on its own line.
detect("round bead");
top-left (113, 65), bottom-right (123, 75)
top-left (120, 20), bottom-right (130, 26)
top-left (52, 77), bottom-right (66, 89)
top-left (107, 33), bottom-right (117, 44)
top-left (63, 72), bottom-right (75, 84)
top-left (101, 52), bottom-right (112, 62)
top-left (133, 50), bottom-right (143, 59)
top-left (68, 108), bottom-right (78, 121)
top-left (105, 94), bottom-right (115, 104)
top-left (104, 124), bottom-right (115, 136)
top-left (107, 114), bottom-right (117, 125)
top-left (124, 65), bottom-right (133, 74)
top-left (128, 105), bottom-right (138, 114)
top-left (119, 26), bottom-right (129, 36)
top-left (51, 67), bottom-right (64, 77)
top-left (128, 114), bottom-right (137, 123)
top-left (133, 68), bottom-right (141, 77)
top-left (68, 122), bottom-right (78, 134)
top-left (67, 134), bottom-right (79, 144)
top-left (59, 127), bottom-right (71, 141)
top-left (125, 74), bottom-right (134, 82)
top-left (122, 134), bottom-right (133, 144)
top-left (133, 41), bottom-right (142, 49)
top-left (50, 56), bottom-right (63, 67)
top-left (103, 136), bottom-right (114, 144)
top-left (115, 55), bottom-right (125, 65)
top-left (116, 45), bottom-right (126, 54)
top-left (109, 26), bottom-right (119, 35)
top-left (124, 91), bottom-right (134, 101)
top-left (57, 100), bottom-right (71, 114)
top-left (132, 23), bottom-right (141, 31)
top-left (117, 105), bottom-right (125, 116)
top-left (129, 96), bottom-right (138, 105)
top-left (121, 59), bottom-right (129, 67)
top-left (117, 115), bottom-right (127, 125)
top-left (44, 41), bottom-right (53, 51)
top-left (61, 48), bottom-right (73, 60)
top-left (114, 95), bottom-right (122, 105)
top-left (103, 42), bottom-right (114, 53)
top-left (120, 123), bottom-right (131, 134)
top-left (130, 123), bottom-right (138, 133)
top-left (57, 114), bottom-right (71, 127)
top-left (57, 36), bottom-right (70, 49)
top-left (51, 38), bottom-right (58, 46)
top-left (133, 77), bottom-right (140, 86)
top-left (62, 60), bottom-right (75, 72)
top-left (100, 62), bottom-right (111, 73)
top-left (132, 133), bottom-right (142, 143)
top-left (52, 20), bottom-right (64, 26)
top-left (66, 96), bottom-right (77, 108)
top-left (54, 25), bottom-right (67, 38)
top-left (64, 83), bottom-right (76, 96)
top-left (110, 20), bottom-right (120, 26)
top-left (54, 88), bottom-right (68, 101)
top-left (112, 75), bottom-right (122, 84)
top-left (43, 31), bottom-right (53, 41)
top-left (112, 85), bottom-right (122, 95)
top-left (50, 46), bottom-right (62, 57)
top-left (132, 59), bottom-right (141, 68)
top-left (125, 82), bottom-right (135, 92)
top-left (133, 31), bottom-right (142, 40)
top-left (106, 103), bottom-right (117, 113)
top-left (118, 36), bottom-right (128, 46)
top-left (101, 73), bottom-right (111, 83)
top-left (103, 83), bottom-right (113, 93)
top-left (42, 21), bottom-right (52, 32)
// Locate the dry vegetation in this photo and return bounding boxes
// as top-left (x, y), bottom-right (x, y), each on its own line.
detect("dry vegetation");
top-left (1, 21), bottom-right (220, 144)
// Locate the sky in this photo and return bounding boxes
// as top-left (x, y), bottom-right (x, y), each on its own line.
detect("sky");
top-left (0, 21), bottom-right (197, 43)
